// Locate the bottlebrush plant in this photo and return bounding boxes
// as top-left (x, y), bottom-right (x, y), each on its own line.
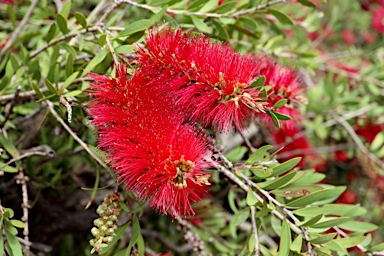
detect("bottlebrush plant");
top-left (1, 0), bottom-right (384, 256)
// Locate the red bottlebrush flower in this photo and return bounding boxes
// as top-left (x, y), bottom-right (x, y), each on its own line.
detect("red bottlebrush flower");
top-left (0, 0), bottom-right (14, 4)
top-left (372, 7), bottom-right (384, 33)
top-left (137, 29), bottom-right (266, 131)
top-left (336, 190), bottom-right (358, 204)
top-left (340, 29), bottom-right (355, 46)
top-left (355, 120), bottom-right (383, 143)
top-left (258, 58), bottom-right (306, 130)
top-left (88, 65), bottom-right (211, 216)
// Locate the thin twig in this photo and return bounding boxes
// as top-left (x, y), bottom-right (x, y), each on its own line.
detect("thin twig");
top-left (15, 169), bottom-right (30, 256)
top-left (30, 27), bottom-right (100, 58)
top-left (118, 0), bottom-right (286, 19)
top-left (331, 113), bottom-right (384, 173)
top-left (250, 206), bottom-right (260, 256)
top-left (45, 100), bottom-right (110, 170)
top-left (0, 0), bottom-right (39, 58)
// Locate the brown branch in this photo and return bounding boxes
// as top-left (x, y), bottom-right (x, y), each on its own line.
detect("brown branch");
top-left (0, 86), bottom-right (21, 128)
top-left (15, 169), bottom-right (30, 256)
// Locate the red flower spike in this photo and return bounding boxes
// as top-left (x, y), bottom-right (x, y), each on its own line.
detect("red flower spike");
top-left (137, 29), bottom-right (267, 131)
top-left (372, 7), bottom-right (384, 34)
top-left (88, 65), bottom-right (211, 216)
top-left (258, 58), bottom-right (306, 130)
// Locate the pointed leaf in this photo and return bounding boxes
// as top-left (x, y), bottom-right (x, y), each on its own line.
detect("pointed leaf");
top-left (268, 8), bottom-right (294, 25)
top-left (311, 217), bottom-right (350, 229)
top-left (272, 157), bottom-right (301, 176)
top-left (246, 189), bottom-right (258, 206)
top-left (74, 12), bottom-right (87, 28)
top-left (299, 214), bottom-right (323, 227)
top-left (191, 16), bottom-right (210, 33)
top-left (279, 218), bottom-right (291, 256)
top-left (338, 221), bottom-right (378, 233)
top-left (250, 75), bottom-right (266, 88)
top-left (120, 19), bottom-right (154, 36)
top-left (273, 99), bottom-right (288, 109)
top-left (246, 145), bottom-right (273, 164)
top-left (309, 233), bottom-right (337, 244)
top-left (56, 14), bottom-right (68, 34)
top-left (290, 234), bottom-right (302, 253)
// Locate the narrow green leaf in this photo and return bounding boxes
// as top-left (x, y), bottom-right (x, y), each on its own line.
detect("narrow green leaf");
top-left (64, 90), bottom-right (82, 98)
top-left (273, 99), bottom-right (288, 109)
top-left (59, 0), bottom-right (72, 19)
top-left (279, 218), bottom-right (291, 256)
top-left (0, 134), bottom-right (20, 158)
top-left (115, 45), bottom-right (135, 54)
top-left (9, 220), bottom-right (24, 228)
top-left (250, 167), bottom-right (273, 178)
top-left (370, 132), bottom-right (384, 152)
top-left (338, 221), bottom-right (378, 233)
top-left (56, 14), bottom-right (68, 34)
top-left (74, 12), bottom-right (87, 28)
top-left (272, 157), bottom-right (301, 176)
top-left (61, 71), bottom-right (79, 93)
top-left (259, 171), bottom-right (305, 190)
top-left (272, 184), bottom-right (322, 198)
top-left (1, 165), bottom-right (18, 173)
top-left (311, 217), bottom-right (350, 229)
top-left (233, 208), bottom-right (250, 226)
top-left (66, 53), bottom-right (74, 77)
top-left (250, 75), bottom-right (265, 88)
top-left (0, 75), bottom-right (10, 91)
top-left (120, 19), bottom-right (154, 36)
top-left (150, 5), bottom-right (167, 23)
top-left (125, 214), bottom-right (140, 256)
top-left (212, 20), bottom-right (229, 40)
top-left (0, 229), bottom-right (4, 256)
top-left (299, 214), bottom-right (323, 227)
top-left (333, 236), bottom-right (366, 249)
top-left (86, 48), bottom-right (108, 69)
top-left (323, 240), bottom-right (343, 251)
top-left (46, 23), bottom-right (57, 42)
top-left (273, 111), bottom-right (292, 120)
top-left (248, 233), bottom-right (255, 252)
top-left (286, 189), bottom-right (338, 208)
top-left (290, 234), bottom-right (302, 253)
top-left (5, 231), bottom-right (22, 256)
top-left (98, 34), bottom-right (107, 46)
top-left (246, 145), bottom-right (273, 164)
top-left (225, 146), bottom-right (247, 162)
top-left (246, 189), bottom-right (258, 206)
top-left (268, 8), bottom-right (294, 25)
top-left (309, 233), bottom-right (337, 244)
top-left (269, 111), bottom-right (280, 128)
top-left (228, 189), bottom-right (238, 213)
top-left (191, 16), bottom-right (210, 33)
top-left (198, 0), bottom-right (217, 13)
top-left (298, 0), bottom-right (316, 7)
top-left (367, 242), bottom-right (384, 252)
top-left (211, 1), bottom-right (237, 14)
top-left (45, 80), bottom-right (58, 94)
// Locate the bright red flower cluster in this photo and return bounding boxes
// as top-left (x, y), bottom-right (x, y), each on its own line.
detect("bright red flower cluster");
top-left (89, 66), bottom-right (211, 216)
top-left (137, 29), bottom-right (267, 131)
top-left (89, 28), bottom-right (306, 216)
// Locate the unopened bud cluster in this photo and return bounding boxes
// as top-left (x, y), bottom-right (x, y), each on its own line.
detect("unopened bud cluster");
top-left (90, 193), bottom-right (121, 254)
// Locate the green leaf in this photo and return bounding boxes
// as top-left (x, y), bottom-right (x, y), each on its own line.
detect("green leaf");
top-left (309, 233), bottom-right (337, 244)
top-left (0, 134), bottom-right (20, 158)
top-left (250, 167), bottom-right (273, 178)
top-left (211, 1), bottom-right (237, 14)
top-left (323, 240), bottom-right (343, 251)
top-left (1, 165), bottom-right (18, 173)
top-left (191, 16), bottom-right (210, 33)
top-left (150, 5), bottom-right (167, 23)
top-left (120, 19), bottom-right (154, 36)
top-left (338, 221), bottom-right (378, 233)
top-left (272, 157), bottom-right (301, 176)
top-left (246, 189), bottom-right (258, 206)
top-left (294, 204), bottom-right (367, 217)
top-left (66, 53), bottom-right (74, 77)
top-left (268, 8), bottom-right (294, 25)
top-left (273, 111), bottom-right (292, 120)
top-left (212, 20), bottom-right (229, 40)
top-left (3, 208), bottom-right (14, 218)
top-left (292, 170), bottom-right (325, 184)
top-left (198, 0), bottom-right (217, 13)
top-left (74, 12), bottom-right (87, 28)
top-left (250, 75), bottom-right (265, 88)
top-left (333, 236), bottom-right (366, 249)
top-left (246, 145), bottom-right (272, 164)
top-left (272, 184), bottom-right (322, 198)
top-left (64, 90), bottom-right (82, 98)
top-left (370, 132), bottom-right (384, 152)
top-left (299, 214), bottom-right (323, 227)
top-left (4, 221), bottom-right (18, 235)
top-left (279, 218), bottom-right (291, 256)
top-left (9, 220), bottom-right (24, 228)
top-left (248, 233), bottom-right (256, 252)
top-left (311, 217), bottom-right (350, 229)
top-left (232, 208), bottom-right (249, 226)
top-left (5, 231), bottom-right (22, 256)
top-left (61, 71), bottom-right (79, 93)
top-left (0, 229), bottom-right (4, 256)
top-left (259, 171), bottom-right (306, 190)
top-left (59, 0), bottom-right (72, 19)
top-left (228, 189), bottom-right (238, 213)
top-left (273, 99), bottom-right (288, 109)
top-left (269, 111), bottom-right (280, 128)
top-left (46, 23), bottom-right (57, 42)
top-left (298, 0), bottom-right (316, 8)
top-left (56, 14), bottom-right (68, 34)
top-left (225, 146), bottom-right (247, 162)
top-left (98, 34), bottom-right (107, 46)
top-left (115, 45), bottom-right (135, 54)
top-left (286, 189), bottom-right (344, 208)
top-left (86, 48), bottom-right (108, 69)
top-left (99, 222), bottom-right (130, 254)
top-left (290, 234), bottom-right (302, 253)
top-left (367, 242), bottom-right (384, 252)
top-left (125, 214), bottom-right (141, 256)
